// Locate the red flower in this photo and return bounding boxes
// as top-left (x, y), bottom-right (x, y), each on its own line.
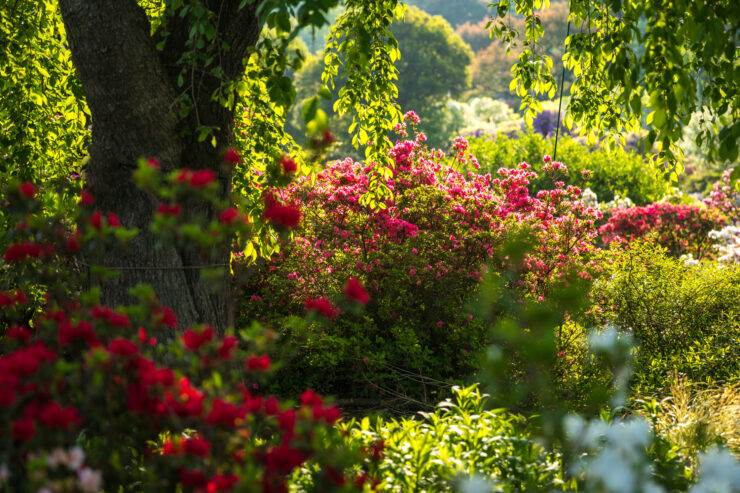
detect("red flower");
top-left (182, 436), bottom-right (211, 457)
top-left (217, 336), bottom-right (238, 359)
top-left (206, 398), bottom-right (245, 427)
top-left (305, 297), bottom-right (337, 318)
top-left (208, 474), bottom-right (239, 492)
top-left (108, 213), bottom-right (120, 227)
top-left (155, 307), bottom-right (177, 328)
top-left (7, 326), bottom-right (31, 344)
top-left (246, 355), bottom-right (270, 371)
top-left (179, 468), bottom-right (207, 488)
top-left (321, 129), bottom-right (335, 145)
top-left (91, 211), bottom-right (102, 229)
top-left (108, 338), bottom-right (139, 356)
top-left (18, 181), bottom-right (37, 198)
top-left (326, 466), bottom-right (346, 486)
top-left (219, 207), bottom-right (239, 225)
top-left (157, 202), bottom-right (182, 216)
top-left (183, 326), bottom-right (215, 351)
top-left (189, 169), bottom-right (216, 187)
top-left (344, 278), bottom-right (369, 305)
top-left (263, 201), bottom-right (301, 229)
top-left (59, 321), bottom-right (99, 347)
top-left (264, 444), bottom-right (306, 473)
top-left (146, 157), bottom-right (160, 168)
top-left (12, 418), bottom-right (35, 441)
top-left (223, 148), bottom-right (241, 166)
top-left (80, 189), bottom-right (94, 206)
top-left (66, 233), bottom-right (80, 253)
top-left (277, 409), bottom-right (296, 435)
top-left (281, 155), bottom-right (297, 174)
top-left (38, 402), bottom-right (81, 429)
top-left (313, 404), bottom-right (341, 424)
top-left (3, 242), bottom-right (43, 263)
top-left (299, 389), bottom-right (323, 408)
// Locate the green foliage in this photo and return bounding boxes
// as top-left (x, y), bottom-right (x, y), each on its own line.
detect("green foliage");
top-left (468, 132), bottom-right (670, 205)
top-left (0, 1), bottom-right (90, 222)
top-left (323, 0), bottom-right (405, 210)
top-left (589, 242), bottom-right (740, 392)
top-left (488, 0), bottom-right (740, 173)
top-left (337, 385), bottom-right (563, 492)
top-left (468, 2), bottom-right (572, 102)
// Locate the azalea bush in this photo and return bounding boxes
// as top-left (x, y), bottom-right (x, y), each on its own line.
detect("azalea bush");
top-left (236, 115), bottom-right (601, 405)
top-left (0, 160), bottom-right (378, 493)
top-left (598, 203), bottom-right (727, 259)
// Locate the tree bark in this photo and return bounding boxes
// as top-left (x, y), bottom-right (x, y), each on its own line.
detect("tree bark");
top-left (58, 0), bottom-right (261, 332)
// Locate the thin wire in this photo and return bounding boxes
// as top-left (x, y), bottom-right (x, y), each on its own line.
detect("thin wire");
top-left (554, 0), bottom-right (573, 162)
top-left (80, 260), bottom-right (229, 271)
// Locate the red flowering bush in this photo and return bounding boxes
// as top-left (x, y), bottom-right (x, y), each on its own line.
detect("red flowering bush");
top-left (0, 165), bottom-right (379, 492)
top-left (599, 202), bottom-right (726, 258)
top-left (235, 122), bottom-right (601, 404)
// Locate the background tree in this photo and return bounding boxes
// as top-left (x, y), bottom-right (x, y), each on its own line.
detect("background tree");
top-left (391, 6), bottom-right (474, 115)
top-left (292, 5), bottom-right (474, 150)
top-left (404, 0), bottom-right (489, 28)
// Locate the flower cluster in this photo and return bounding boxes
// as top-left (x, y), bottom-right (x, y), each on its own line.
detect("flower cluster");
top-left (599, 202), bottom-right (726, 258)
top-left (0, 175), bottom-right (378, 492)
top-left (235, 131), bottom-right (602, 400)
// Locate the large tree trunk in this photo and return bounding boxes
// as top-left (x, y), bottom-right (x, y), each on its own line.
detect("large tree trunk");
top-left (58, 0), bottom-right (261, 332)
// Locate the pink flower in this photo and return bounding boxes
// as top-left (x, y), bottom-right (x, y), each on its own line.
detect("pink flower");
top-left (344, 278), bottom-right (369, 305)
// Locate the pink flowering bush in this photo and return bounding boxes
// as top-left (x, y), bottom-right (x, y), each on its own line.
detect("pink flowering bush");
top-left (599, 202), bottom-right (727, 258)
top-left (236, 120), bottom-right (601, 404)
top-left (0, 164), bottom-right (379, 492)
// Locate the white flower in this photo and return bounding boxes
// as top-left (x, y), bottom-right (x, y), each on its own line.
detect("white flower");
top-left (0, 464), bottom-right (8, 483)
top-left (460, 475), bottom-right (493, 493)
top-left (47, 448), bottom-right (67, 468)
top-left (689, 447), bottom-right (740, 493)
top-left (77, 467), bottom-right (103, 493)
top-left (68, 446), bottom-right (85, 470)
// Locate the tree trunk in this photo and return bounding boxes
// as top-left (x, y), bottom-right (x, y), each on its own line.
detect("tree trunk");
top-left (58, 0), bottom-right (261, 332)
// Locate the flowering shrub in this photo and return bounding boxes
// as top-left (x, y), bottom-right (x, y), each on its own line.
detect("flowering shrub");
top-left (598, 202), bottom-right (726, 258)
top-left (236, 119), bottom-right (601, 404)
top-left (0, 165), bottom-right (377, 492)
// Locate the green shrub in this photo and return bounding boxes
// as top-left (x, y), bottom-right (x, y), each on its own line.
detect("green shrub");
top-left (588, 242), bottom-right (740, 392)
top-left (468, 132), bottom-right (670, 206)
top-left (333, 385), bottom-right (563, 492)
